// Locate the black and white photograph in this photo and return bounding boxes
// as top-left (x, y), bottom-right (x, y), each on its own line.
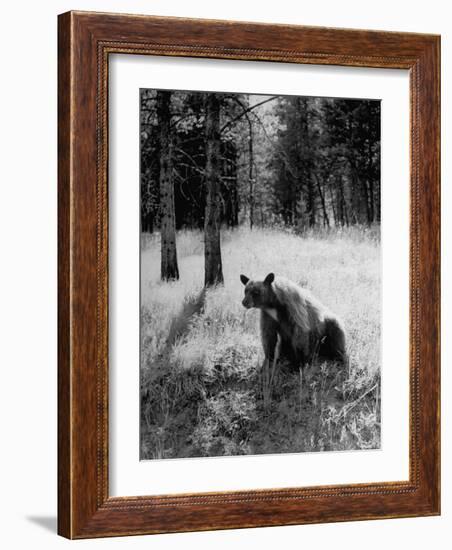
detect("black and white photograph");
top-left (0, 0), bottom-right (445, 544)
top-left (140, 88), bottom-right (381, 460)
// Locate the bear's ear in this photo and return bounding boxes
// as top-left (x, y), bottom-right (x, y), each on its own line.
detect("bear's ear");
top-left (264, 273), bottom-right (275, 285)
top-left (240, 274), bottom-right (249, 286)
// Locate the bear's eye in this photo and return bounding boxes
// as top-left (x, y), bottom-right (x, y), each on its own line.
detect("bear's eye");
top-left (251, 289), bottom-right (259, 297)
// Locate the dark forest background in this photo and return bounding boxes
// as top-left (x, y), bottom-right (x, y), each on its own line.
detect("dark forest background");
top-left (141, 90), bottom-right (380, 234)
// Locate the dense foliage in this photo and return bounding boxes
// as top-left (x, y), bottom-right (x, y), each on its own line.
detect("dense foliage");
top-left (140, 90), bottom-right (380, 233)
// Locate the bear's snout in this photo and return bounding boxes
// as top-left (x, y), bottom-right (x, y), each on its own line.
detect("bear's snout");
top-left (242, 298), bottom-right (252, 309)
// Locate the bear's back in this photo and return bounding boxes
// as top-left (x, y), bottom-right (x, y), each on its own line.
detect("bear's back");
top-left (272, 276), bottom-right (330, 334)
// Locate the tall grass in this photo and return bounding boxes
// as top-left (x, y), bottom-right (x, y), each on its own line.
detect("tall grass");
top-left (140, 225), bottom-right (381, 459)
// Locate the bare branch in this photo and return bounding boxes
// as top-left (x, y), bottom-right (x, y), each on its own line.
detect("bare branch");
top-left (220, 96), bottom-right (278, 134)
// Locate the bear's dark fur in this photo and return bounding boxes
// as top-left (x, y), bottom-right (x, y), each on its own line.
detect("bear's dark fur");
top-left (240, 272), bottom-right (346, 369)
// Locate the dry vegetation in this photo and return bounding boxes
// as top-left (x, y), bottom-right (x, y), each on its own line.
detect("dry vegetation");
top-left (140, 226), bottom-right (381, 459)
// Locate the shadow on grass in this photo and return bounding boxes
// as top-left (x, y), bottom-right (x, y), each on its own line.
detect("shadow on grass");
top-left (166, 288), bottom-right (206, 347)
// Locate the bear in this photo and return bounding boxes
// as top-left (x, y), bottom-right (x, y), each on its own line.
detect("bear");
top-left (240, 272), bottom-right (346, 369)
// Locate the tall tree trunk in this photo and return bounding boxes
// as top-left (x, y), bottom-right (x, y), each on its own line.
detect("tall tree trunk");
top-left (222, 141), bottom-right (239, 227)
top-left (328, 178), bottom-right (337, 227)
top-left (157, 91), bottom-right (179, 281)
top-left (336, 173), bottom-right (349, 226)
top-left (340, 175), bottom-right (350, 227)
top-left (248, 119), bottom-right (254, 230)
top-left (231, 151), bottom-right (239, 227)
top-left (362, 178), bottom-right (372, 225)
top-left (307, 174), bottom-right (316, 227)
top-left (314, 172), bottom-right (329, 227)
top-left (367, 102), bottom-right (376, 224)
top-left (204, 94), bottom-right (224, 287)
top-left (298, 97), bottom-right (316, 227)
top-left (367, 137), bottom-right (375, 224)
top-left (367, 179), bottom-right (374, 223)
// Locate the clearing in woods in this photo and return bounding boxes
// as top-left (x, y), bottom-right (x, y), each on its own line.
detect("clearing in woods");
top-left (140, 226), bottom-right (381, 459)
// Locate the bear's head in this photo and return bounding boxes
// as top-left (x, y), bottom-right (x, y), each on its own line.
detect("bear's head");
top-left (240, 273), bottom-right (276, 309)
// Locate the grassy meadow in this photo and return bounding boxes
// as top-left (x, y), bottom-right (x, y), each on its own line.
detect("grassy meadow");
top-left (140, 226), bottom-right (381, 459)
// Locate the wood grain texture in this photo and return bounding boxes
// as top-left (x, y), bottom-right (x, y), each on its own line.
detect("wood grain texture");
top-left (57, 11), bottom-right (72, 538)
top-left (57, 10), bottom-right (440, 539)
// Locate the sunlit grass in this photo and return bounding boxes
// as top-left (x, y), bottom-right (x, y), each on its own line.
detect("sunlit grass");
top-left (140, 225), bottom-right (381, 459)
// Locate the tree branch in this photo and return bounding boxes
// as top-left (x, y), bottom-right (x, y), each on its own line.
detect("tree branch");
top-left (220, 96), bottom-right (278, 134)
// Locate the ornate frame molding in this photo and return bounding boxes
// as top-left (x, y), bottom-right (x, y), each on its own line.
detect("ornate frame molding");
top-left (58, 11), bottom-right (440, 538)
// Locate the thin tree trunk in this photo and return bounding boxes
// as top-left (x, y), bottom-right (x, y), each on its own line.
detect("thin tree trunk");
top-left (367, 103), bottom-right (375, 224)
top-left (328, 179), bottom-right (337, 227)
top-left (307, 175), bottom-right (316, 227)
top-left (314, 172), bottom-right (330, 227)
top-left (222, 141), bottom-right (239, 227)
top-left (232, 151), bottom-right (239, 227)
top-left (248, 119), bottom-right (254, 230)
top-left (367, 179), bottom-right (374, 224)
top-left (363, 179), bottom-right (372, 225)
top-left (340, 175), bottom-right (350, 227)
top-left (157, 91), bottom-right (179, 281)
top-left (204, 93), bottom-right (224, 287)
top-left (367, 143), bottom-right (375, 224)
top-left (298, 97), bottom-right (316, 227)
top-left (336, 173), bottom-right (347, 226)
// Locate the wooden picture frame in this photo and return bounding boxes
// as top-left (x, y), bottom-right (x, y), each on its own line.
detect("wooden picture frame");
top-left (58, 10), bottom-right (440, 539)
